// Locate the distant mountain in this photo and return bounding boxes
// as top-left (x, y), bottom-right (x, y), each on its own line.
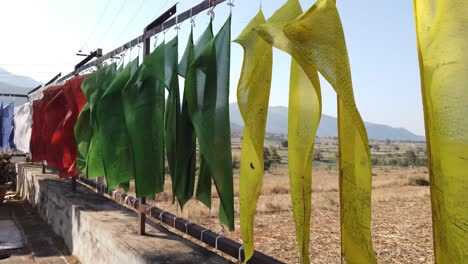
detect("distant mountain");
top-left (230, 103), bottom-right (425, 142)
top-left (0, 67), bottom-right (42, 106)
top-left (0, 67), bottom-right (42, 89)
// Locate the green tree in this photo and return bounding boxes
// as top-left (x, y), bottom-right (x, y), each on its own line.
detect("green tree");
top-left (313, 150), bottom-right (323, 161)
top-left (404, 150), bottom-right (417, 166)
top-left (264, 147), bottom-right (272, 171)
top-left (281, 139), bottom-right (288, 148)
top-left (270, 147), bottom-right (281, 164)
top-left (232, 154), bottom-right (240, 169)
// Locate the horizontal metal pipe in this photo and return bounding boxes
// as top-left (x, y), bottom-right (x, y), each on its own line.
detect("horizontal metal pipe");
top-left (76, 175), bottom-right (284, 264)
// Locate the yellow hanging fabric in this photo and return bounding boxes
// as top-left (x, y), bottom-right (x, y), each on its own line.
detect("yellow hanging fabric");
top-left (413, 0), bottom-right (468, 263)
top-left (234, 10), bottom-right (273, 262)
top-left (283, 0), bottom-right (376, 263)
top-left (254, 0), bottom-right (321, 263)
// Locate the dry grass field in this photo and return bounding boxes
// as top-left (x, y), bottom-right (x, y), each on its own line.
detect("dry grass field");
top-left (124, 138), bottom-right (433, 263)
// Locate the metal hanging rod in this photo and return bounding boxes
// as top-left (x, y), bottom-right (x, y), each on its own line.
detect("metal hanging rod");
top-left (56, 0), bottom-right (226, 84)
top-left (77, 175), bottom-right (283, 264)
top-left (0, 92), bottom-right (28, 98)
top-left (27, 72), bottom-right (62, 95)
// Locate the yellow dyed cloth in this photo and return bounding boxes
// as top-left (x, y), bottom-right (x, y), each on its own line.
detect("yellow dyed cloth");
top-left (234, 10), bottom-right (273, 262)
top-left (283, 0), bottom-right (376, 262)
top-left (413, 0), bottom-right (468, 262)
top-left (255, 0), bottom-right (321, 263)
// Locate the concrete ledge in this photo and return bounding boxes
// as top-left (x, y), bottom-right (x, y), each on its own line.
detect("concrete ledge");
top-left (16, 163), bottom-right (229, 264)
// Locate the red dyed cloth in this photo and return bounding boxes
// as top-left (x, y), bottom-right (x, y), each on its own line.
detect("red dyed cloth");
top-left (30, 85), bottom-right (62, 163)
top-left (56, 76), bottom-right (86, 177)
top-left (30, 77), bottom-right (86, 178)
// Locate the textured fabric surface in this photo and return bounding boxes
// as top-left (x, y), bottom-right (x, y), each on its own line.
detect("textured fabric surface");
top-left (58, 76), bottom-right (86, 177)
top-left (14, 102), bottom-right (33, 153)
top-left (164, 36), bottom-right (180, 200)
top-left (97, 59), bottom-right (138, 188)
top-left (122, 44), bottom-right (166, 197)
top-left (190, 24), bottom-right (214, 210)
top-left (33, 77), bottom-right (86, 178)
top-left (174, 30), bottom-right (197, 208)
top-left (43, 87), bottom-right (67, 169)
top-left (413, 1), bottom-right (468, 262)
top-left (191, 17), bottom-right (235, 230)
top-left (254, 1), bottom-right (321, 263)
top-left (76, 65), bottom-right (117, 178)
top-left (234, 10), bottom-right (273, 262)
top-left (30, 86), bottom-right (62, 163)
top-left (283, 0), bottom-right (376, 262)
top-left (2, 102), bottom-right (15, 149)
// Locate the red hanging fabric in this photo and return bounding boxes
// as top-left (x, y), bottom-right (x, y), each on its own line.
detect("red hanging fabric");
top-left (30, 85), bottom-right (62, 163)
top-left (30, 77), bottom-right (86, 178)
top-left (59, 76), bottom-right (86, 177)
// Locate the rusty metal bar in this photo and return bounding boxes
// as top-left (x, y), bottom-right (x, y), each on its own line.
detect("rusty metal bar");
top-left (76, 175), bottom-right (284, 264)
top-left (56, 0), bottom-right (226, 83)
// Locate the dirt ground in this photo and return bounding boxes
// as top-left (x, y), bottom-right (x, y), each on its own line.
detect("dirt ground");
top-left (143, 166), bottom-right (433, 264)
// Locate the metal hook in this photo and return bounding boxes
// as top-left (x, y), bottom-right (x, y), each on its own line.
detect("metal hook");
top-left (200, 229), bottom-right (210, 243)
top-left (129, 46), bottom-right (134, 61)
top-left (153, 34), bottom-right (159, 49)
top-left (184, 221), bottom-right (191, 234)
top-left (190, 8), bottom-right (195, 28)
top-left (175, 15), bottom-right (181, 31)
top-left (227, 0), bottom-right (234, 13)
top-left (207, 9), bottom-right (215, 20)
top-left (207, 1), bottom-right (215, 20)
top-left (215, 233), bottom-right (223, 249)
top-left (146, 205), bottom-right (155, 217)
top-left (162, 22), bottom-right (168, 36)
top-left (238, 245), bottom-right (244, 263)
top-left (159, 210), bottom-right (165, 222)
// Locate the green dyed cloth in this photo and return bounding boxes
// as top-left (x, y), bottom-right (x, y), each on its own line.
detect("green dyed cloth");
top-left (174, 31), bottom-right (197, 208)
top-left (96, 59), bottom-right (139, 188)
top-left (191, 17), bottom-right (235, 230)
top-left (75, 65), bottom-right (117, 178)
top-left (164, 37), bottom-right (180, 200)
top-left (122, 44), bottom-right (166, 197)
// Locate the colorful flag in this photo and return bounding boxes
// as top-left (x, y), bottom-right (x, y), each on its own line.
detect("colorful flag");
top-left (414, 0), bottom-right (468, 262)
top-left (284, 0), bottom-right (376, 262)
top-left (234, 10), bottom-right (273, 262)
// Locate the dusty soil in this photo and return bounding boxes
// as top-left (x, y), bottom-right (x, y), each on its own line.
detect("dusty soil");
top-left (141, 166), bottom-right (433, 264)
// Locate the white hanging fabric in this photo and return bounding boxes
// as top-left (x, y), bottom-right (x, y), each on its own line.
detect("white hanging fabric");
top-left (14, 102), bottom-right (33, 153)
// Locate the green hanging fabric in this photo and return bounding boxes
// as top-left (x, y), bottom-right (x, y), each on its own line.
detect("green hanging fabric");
top-left (254, 1), bottom-right (321, 263)
top-left (97, 58), bottom-right (139, 188)
top-left (234, 10), bottom-right (273, 262)
top-left (186, 23), bottom-right (215, 209)
top-left (164, 36), bottom-right (180, 200)
top-left (75, 103), bottom-right (91, 172)
top-left (191, 16), bottom-right (235, 230)
top-left (75, 64), bottom-right (117, 178)
top-left (283, 0), bottom-right (376, 262)
top-left (122, 44), bottom-right (166, 197)
top-left (414, 0), bottom-right (468, 262)
top-left (175, 30), bottom-right (197, 208)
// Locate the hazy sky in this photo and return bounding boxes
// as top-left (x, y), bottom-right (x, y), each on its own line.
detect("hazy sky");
top-left (0, 0), bottom-right (424, 135)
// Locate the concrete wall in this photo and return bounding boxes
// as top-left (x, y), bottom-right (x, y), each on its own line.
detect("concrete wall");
top-left (16, 163), bottom-right (228, 264)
